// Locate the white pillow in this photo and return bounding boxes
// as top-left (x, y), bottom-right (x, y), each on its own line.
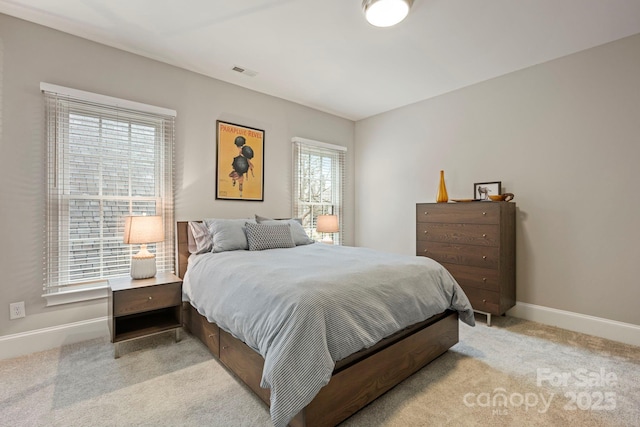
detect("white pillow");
top-left (204, 218), bottom-right (256, 252)
top-left (188, 221), bottom-right (212, 254)
top-left (245, 222), bottom-right (296, 251)
top-left (254, 215), bottom-right (314, 246)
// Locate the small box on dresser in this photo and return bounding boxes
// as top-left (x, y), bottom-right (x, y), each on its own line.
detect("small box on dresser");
top-left (416, 202), bottom-right (516, 325)
top-left (108, 272), bottom-right (183, 358)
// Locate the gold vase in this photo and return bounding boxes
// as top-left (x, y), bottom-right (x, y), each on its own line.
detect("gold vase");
top-left (436, 170), bottom-right (448, 203)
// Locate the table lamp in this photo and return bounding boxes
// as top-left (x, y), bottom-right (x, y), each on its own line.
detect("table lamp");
top-left (316, 215), bottom-right (339, 245)
top-left (123, 215), bottom-right (164, 279)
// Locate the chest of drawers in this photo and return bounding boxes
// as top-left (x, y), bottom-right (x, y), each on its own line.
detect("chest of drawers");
top-left (416, 202), bottom-right (516, 323)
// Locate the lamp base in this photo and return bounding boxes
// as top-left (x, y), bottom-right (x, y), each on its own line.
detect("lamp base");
top-left (320, 237), bottom-right (334, 245)
top-left (130, 256), bottom-right (157, 279)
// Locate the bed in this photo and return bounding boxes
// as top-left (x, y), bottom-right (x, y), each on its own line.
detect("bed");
top-left (177, 219), bottom-right (474, 427)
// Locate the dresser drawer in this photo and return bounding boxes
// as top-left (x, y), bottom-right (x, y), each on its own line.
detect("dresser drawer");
top-left (113, 282), bottom-right (182, 316)
top-left (418, 241), bottom-right (499, 269)
top-left (417, 203), bottom-right (500, 224)
top-left (417, 223), bottom-right (499, 247)
top-left (459, 286), bottom-right (500, 314)
top-left (440, 262), bottom-right (499, 292)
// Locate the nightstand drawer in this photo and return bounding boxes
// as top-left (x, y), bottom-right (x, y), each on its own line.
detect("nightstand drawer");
top-left (114, 282), bottom-right (181, 316)
top-left (418, 242), bottom-right (499, 269)
top-left (440, 263), bottom-right (499, 292)
top-left (417, 223), bottom-right (499, 247)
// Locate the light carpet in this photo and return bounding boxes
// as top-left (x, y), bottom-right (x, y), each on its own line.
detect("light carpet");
top-left (1, 315), bottom-right (638, 426)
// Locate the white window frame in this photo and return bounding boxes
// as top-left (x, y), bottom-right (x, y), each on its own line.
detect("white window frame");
top-left (292, 137), bottom-right (346, 244)
top-left (41, 83), bottom-right (176, 306)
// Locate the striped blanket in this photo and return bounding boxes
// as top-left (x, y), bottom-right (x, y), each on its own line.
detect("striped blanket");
top-left (183, 243), bottom-right (474, 427)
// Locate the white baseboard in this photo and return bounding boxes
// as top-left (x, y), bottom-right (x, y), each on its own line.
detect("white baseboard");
top-left (0, 317), bottom-right (109, 360)
top-left (507, 302), bottom-right (640, 347)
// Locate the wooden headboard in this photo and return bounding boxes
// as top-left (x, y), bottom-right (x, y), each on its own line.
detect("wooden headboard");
top-left (176, 221), bottom-right (191, 279)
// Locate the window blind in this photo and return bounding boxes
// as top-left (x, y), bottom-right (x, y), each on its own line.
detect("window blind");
top-left (43, 84), bottom-right (175, 297)
top-left (292, 137), bottom-right (346, 244)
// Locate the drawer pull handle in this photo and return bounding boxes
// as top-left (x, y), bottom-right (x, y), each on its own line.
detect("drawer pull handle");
top-left (423, 249), bottom-right (428, 253)
top-left (482, 299), bottom-right (487, 303)
top-left (482, 278), bottom-right (487, 282)
top-left (482, 256), bottom-right (487, 260)
top-left (148, 296), bottom-right (153, 300)
top-left (424, 230), bottom-right (428, 234)
top-left (208, 334), bottom-right (216, 338)
top-left (424, 212), bottom-right (428, 215)
top-left (482, 234), bottom-right (487, 238)
top-left (222, 346), bottom-right (229, 350)
top-left (482, 212), bottom-right (486, 216)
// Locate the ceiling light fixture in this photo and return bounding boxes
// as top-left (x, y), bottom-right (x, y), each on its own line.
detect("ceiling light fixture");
top-left (362, 0), bottom-right (413, 28)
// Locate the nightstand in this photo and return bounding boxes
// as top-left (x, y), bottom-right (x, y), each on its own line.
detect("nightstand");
top-left (108, 272), bottom-right (183, 358)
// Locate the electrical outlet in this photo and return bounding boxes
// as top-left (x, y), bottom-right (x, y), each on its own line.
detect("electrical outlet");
top-left (10, 302), bottom-right (25, 320)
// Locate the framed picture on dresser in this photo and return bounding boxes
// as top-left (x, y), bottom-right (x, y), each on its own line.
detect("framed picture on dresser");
top-left (474, 181), bottom-right (501, 201)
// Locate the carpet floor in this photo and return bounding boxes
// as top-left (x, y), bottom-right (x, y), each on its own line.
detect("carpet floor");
top-left (1, 314), bottom-right (638, 426)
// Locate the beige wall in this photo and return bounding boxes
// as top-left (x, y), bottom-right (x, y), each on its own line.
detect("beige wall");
top-left (355, 33), bottom-right (640, 326)
top-left (0, 14), bottom-right (355, 338)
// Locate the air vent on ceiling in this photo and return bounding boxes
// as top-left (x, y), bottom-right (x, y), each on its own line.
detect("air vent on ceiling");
top-left (232, 65), bottom-right (258, 77)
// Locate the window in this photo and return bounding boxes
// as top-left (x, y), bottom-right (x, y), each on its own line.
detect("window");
top-left (42, 83), bottom-right (176, 305)
top-left (292, 137), bottom-right (346, 244)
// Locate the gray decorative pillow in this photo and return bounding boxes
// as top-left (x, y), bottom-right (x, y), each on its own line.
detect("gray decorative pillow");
top-left (245, 222), bottom-right (296, 251)
top-left (205, 218), bottom-right (256, 252)
top-left (188, 221), bottom-right (212, 254)
top-left (254, 215), bottom-right (314, 246)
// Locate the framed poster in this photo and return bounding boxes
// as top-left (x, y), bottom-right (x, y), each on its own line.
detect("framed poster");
top-left (216, 120), bottom-right (264, 201)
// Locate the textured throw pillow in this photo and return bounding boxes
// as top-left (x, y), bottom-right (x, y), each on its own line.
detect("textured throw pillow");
top-left (205, 218), bottom-right (256, 252)
top-left (254, 215), bottom-right (314, 246)
top-left (245, 222), bottom-right (296, 251)
top-left (188, 221), bottom-right (212, 254)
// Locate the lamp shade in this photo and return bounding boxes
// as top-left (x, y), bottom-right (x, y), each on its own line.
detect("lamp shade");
top-left (363, 0), bottom-right (413, 27)
top-left (316, 215), bottom-right (339, 233)
top-left (123, 216), bottom-right (164, 244)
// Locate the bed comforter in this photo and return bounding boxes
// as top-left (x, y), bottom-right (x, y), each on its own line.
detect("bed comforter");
top-left (183, 243), bottom-right (474, 427)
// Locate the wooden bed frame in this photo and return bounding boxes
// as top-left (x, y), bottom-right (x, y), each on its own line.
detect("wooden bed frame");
top-left (176, 221), bottom-right (459, 427)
